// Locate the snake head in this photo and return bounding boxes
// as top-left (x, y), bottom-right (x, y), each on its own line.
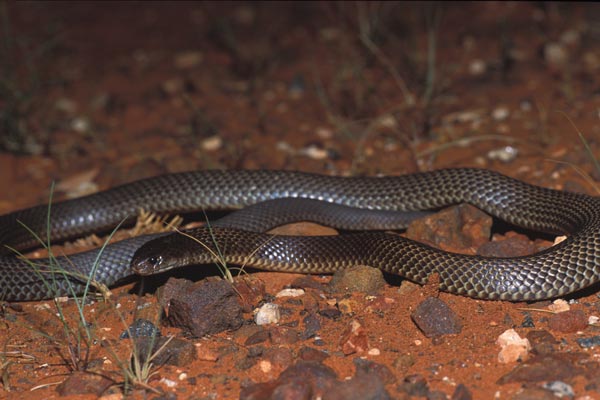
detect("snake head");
top-left (131, 234), bottom-right (190, 275)
top-left (132, 254), bottom-right (165, 275)
top-left (131, 239), bottom-right (174, 275)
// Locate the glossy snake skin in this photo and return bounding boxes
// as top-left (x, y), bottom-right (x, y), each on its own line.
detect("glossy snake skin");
top-left (2, 168), bottom-right (598, 301)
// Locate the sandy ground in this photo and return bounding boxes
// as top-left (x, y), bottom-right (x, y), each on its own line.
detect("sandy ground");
top-left (1, 2), bottom-right (600, 399)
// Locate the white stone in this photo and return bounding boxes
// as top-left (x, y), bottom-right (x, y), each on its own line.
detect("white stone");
top-left (491, 107), bottom-right (510, 121)
top-left (548, 299), bottom-right (570, 313)
top-left (496, 329), bottom-right (530, 363)
top-left (275, 288), bottom-right (305, 298)
top-left (201, 135), bottom-right (223, 151)
top-left (255, 303), bottom-right (280, 325)
top-left (469, 59), bottom-right (486, 76)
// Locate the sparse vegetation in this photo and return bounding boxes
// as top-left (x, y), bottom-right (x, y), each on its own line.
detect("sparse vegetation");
top-left (0, 2), bottom-right (61, 154)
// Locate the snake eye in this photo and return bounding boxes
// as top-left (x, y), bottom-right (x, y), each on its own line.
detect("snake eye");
top-left (148, 255), bottom-right (163, 268)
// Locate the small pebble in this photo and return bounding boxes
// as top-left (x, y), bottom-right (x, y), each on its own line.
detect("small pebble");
top-left (451, 383), bottom-right (473, 400)
top-left (468, 59), bottom-right (486, 76)
top-left (544, 42), bottom-right (568, 67)
top-left (201, 135), bottom-right (223, 151)
top-left (120, 319), bottom-right (161, 339)
top-left (576, 335), bottom-right (600, 348)
top-left (487, 145), bottom-right (518, 162)
top-left (255, 303), bottom-right (280, 325)
top-left (542, 381), bottom-right (574, 398)
top-left (71, 116), bottom-right (91, 133)
top-left (548, 299), bottom-right (570, 313)
top-left (491, 106), bottom-right (510, 121)
top-left (521, 314), bottom-right (535, 328)
top-left (367, 348), bottom-right (380, 356)
top-left (496, 329), bottom-right (530, 363)
top-left (339, 319), bottom-right (369, 355)
top-left (275, 288), bottom-right (305, 298)
top-left (410, 297), bottom-right (463, 337)
top-left (398, 374), bottom-right (429, 397)
top-left (300, 144), bottom-right (329, 160)
top-left (393, 354), bottom-right (415, 371)
top-left (160, 377), bottom-right (178, 388)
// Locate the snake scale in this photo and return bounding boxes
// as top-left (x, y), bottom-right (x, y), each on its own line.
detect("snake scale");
top-left (1, 168), bottom-right (599, 301)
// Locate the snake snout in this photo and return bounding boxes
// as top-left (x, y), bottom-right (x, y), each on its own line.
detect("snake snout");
top-left (132, 255), bottom-right (164, 275)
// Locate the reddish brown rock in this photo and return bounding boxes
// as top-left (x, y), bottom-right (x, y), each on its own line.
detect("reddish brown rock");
top-left (477, 233), bottom-right (538, 257)
top-left (406, 204), bottom-right (492, 254)
top-left (339, 319), bottom-right (369, 355)
top-left (233, 275), bottom-right (267, 312)
top-left (548, 310), bottom-right (588, 333)
top-left (239, 360), bottom-right (391, 400)
top-left (411, 297), bottom-right (463, 337)
top-left (159, 277), bottom-right (243, 337)
top-left (56, 371), bottom-right (113, 396)
top-left (329, 265), bottom-right (386, 294)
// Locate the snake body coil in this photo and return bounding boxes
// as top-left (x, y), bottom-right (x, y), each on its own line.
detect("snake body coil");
top-left (1, 168), bottom-right (599, 301)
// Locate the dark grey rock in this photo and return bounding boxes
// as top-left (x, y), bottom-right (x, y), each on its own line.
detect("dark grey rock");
top-left (160, 277), bottom-right (243, 337)
top-left (298, 346), bottom-right (329, 362)
top-left (120, 318), bottom-right (161, 339)
top-left (318, 308), bottom-right (342, 320)
top-left (245, 328), bottom-right (270, 346)
top-left (576, 335), bottom-right (600, 348)
top-left (411, 297), bottom-right (463, 337)
top-left (526, 330), bottom-right (558, 355)
top-left (302, 312), bottom-right (321, 339)
top-left (134, 336), bottom-right (196, 367)
top-left (427, 390), bottom-right (448, 400)
top-left (451, 383), bottom-right (473, 400)
top-left (354, 358), bottom-right (396, 385)
top-left (398, 374), bottom-right (429, 397)
top-left (521, 314), bottom-right (535, 328)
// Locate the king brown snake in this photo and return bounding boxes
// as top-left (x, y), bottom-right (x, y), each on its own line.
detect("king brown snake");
top-left (1, 168), bottom-right (598, 301)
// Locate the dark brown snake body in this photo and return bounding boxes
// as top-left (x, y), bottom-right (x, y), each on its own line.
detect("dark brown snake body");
top-left (1, 168), bottom-right (598, 301)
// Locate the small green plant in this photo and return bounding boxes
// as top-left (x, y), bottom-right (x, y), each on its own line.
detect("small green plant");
top-left (6, 184), bottom-right (106, 371)
top-left (6, 188), bottom-right (171, 393)
top-left (121, 333), bottom-right (173, 393)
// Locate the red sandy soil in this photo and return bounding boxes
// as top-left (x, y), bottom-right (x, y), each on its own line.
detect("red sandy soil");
top-left (1, 2), bottom-right (600, 399)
